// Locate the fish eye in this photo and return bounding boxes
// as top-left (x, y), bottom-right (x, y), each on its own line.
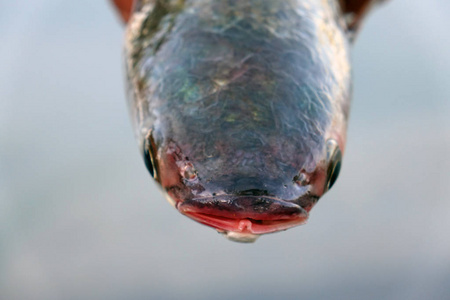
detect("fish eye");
top-left (325, 139), bottom-right (342, 192)
top-left (143, 131), bottom-right (157, 179)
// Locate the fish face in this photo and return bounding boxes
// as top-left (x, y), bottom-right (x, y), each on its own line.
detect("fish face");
top-left (143, 126), bottom-right (343, 242)
top-left (127, 0), bottom-right (350, 242)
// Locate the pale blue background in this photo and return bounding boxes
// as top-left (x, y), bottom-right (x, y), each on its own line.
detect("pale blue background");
top-left (1, 1), bottom-right (449, 299)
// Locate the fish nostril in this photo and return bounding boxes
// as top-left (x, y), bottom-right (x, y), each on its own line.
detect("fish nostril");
top-left (293, 172), bottom-right (310, 186)
top-left (182, 162), bottom-right (197, 181)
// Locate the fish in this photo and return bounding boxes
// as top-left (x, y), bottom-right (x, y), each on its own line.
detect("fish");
top-left (111, 0), bottom-right (384, 242)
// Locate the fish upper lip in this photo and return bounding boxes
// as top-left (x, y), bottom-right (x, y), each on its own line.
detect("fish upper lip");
top-left (177, 195), bottom-right (309, 234)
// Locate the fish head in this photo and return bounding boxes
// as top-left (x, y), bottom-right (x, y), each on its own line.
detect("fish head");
top-left (143, 123), bottom-right (344, 242)
top-left (128, 0), bottom-right (352, 242)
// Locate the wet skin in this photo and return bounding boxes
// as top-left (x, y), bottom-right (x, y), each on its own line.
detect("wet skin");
top-left (125, 0), bottom-right (351, 242)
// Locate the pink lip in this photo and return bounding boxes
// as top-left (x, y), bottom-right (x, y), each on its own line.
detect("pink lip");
top-left (178, 200), bottom-right (309, 235)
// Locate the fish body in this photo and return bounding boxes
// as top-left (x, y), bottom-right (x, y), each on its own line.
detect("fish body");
top-left (113, 0), bottom-right (381, 242)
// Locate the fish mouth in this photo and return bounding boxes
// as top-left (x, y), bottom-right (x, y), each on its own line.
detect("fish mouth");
top-left (177, 196), bottom-right (309, 239)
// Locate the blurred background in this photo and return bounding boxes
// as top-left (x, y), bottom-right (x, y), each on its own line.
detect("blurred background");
top-left (1, 0), bottom-right (449, 299)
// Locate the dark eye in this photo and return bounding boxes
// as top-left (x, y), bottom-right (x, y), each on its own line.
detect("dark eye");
top-left (143, 131), bottom-right (157, 179)
top-left (325, 139), bottom-right (342, 192)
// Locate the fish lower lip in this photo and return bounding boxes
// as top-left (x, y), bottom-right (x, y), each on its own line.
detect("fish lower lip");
top-left (177, 196), bottom-right (309, 234)
top-left (182, 212), bottom-right (308, 235)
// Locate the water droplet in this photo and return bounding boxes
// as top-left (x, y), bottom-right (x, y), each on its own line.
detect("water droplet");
top-left (222, 231), bottom-right (259, 243)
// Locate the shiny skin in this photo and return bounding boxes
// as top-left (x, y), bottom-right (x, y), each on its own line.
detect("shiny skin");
top-left (125, 0), bottom-right (351, 241)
